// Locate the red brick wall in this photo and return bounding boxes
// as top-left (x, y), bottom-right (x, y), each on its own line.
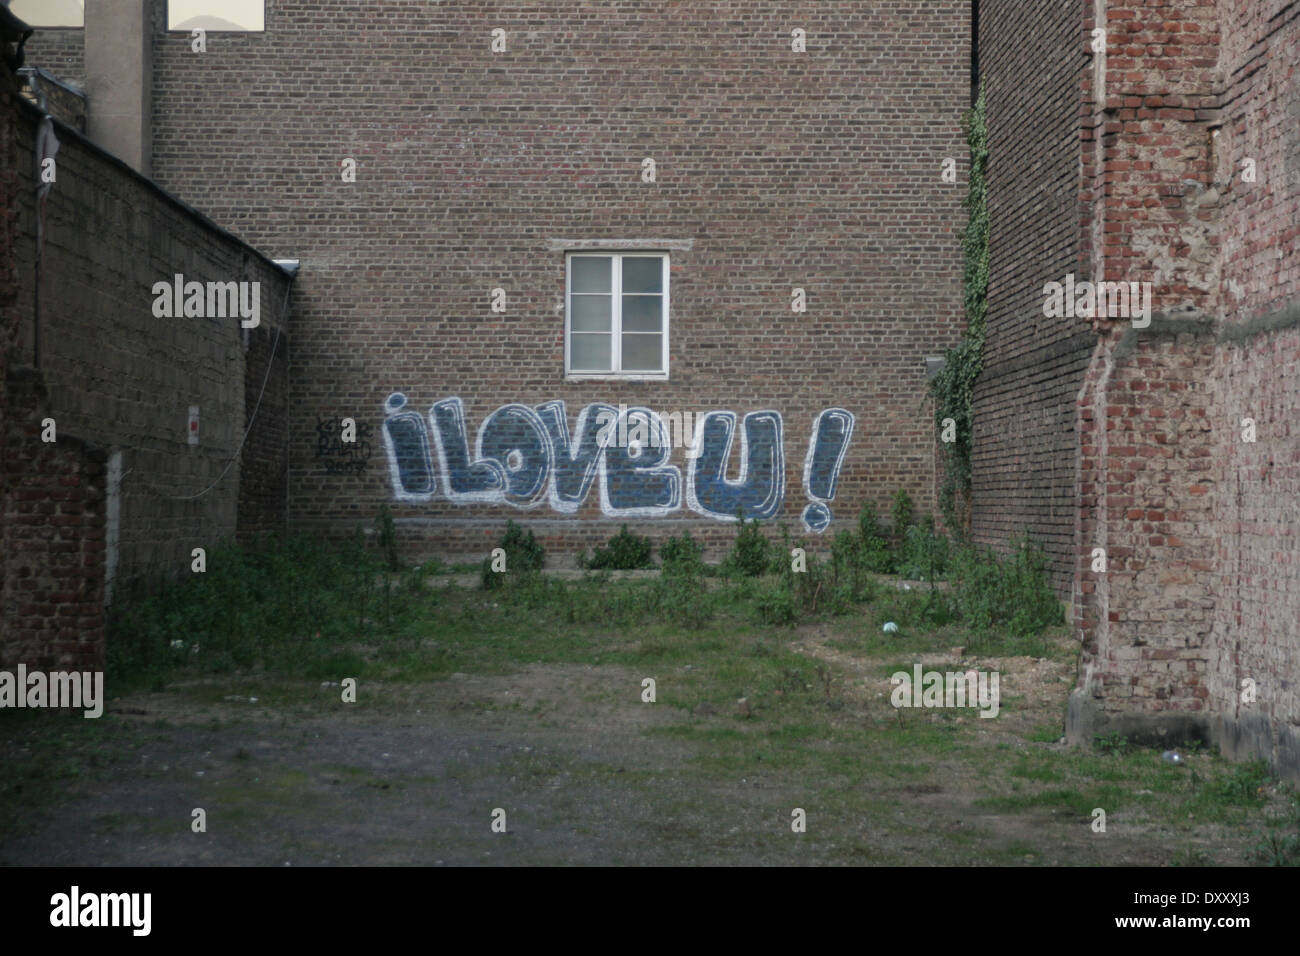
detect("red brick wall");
top-left (1074, 323), bottom-right (1218, 725)
top-left (2, 369), bottom-right (106, 672)
top-left (138, 0), bottom-right (970, 557)
top-left (1065, 0), bottom-right (1300, 780)
top-left (1204, 0), bottom-right (1300, 778)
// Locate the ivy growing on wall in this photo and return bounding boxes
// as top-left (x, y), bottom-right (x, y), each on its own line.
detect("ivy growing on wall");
top-left (930, 82), bottom-right (988, 536)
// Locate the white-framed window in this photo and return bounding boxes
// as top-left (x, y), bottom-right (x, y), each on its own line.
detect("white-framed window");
top-left (10, 1), bottom-right (83, 28)
top-left (565, 252), bottom-right (669, 379)
top-left (168, 1), bottom-right (265, 32)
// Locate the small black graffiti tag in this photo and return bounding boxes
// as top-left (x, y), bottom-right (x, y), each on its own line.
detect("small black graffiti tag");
top-left (317, 416), bottom-right (373, 476)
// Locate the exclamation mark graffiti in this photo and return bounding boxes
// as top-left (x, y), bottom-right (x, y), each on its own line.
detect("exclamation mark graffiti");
top-left (801, 408), bottom-right (855, 532)
top-left (382, 392), bottom-right (435, 501)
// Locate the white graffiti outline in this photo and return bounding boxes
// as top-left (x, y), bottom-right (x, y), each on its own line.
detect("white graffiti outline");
top-left (382, 392), bottom-right (436, 503)
top-left (801, 407), bottom-right (855, 531)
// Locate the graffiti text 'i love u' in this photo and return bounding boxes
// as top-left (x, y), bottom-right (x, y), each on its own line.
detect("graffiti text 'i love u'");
top-left (380, 394), bottom-right (855, 532)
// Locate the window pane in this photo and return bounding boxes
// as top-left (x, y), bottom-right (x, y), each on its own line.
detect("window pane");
top-left (621, 257), bottom-right (663, 293)
top-left (621, 334), bottom-right (663, 371)
top-left (571, 256), bottom-right (612, 293)
top-left (169, 1), bottom-right (265, 31)
top-left (11, 0), bottom-right (84, 27)
top-left (571, 333), bottom-right (612, 371)
top-left (570, 294), bottom-right (612, 331)
top-left (622, 294), bottom-right (662, 332)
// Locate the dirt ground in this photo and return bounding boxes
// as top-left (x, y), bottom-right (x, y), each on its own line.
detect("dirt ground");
top-left (1, 626), bottom-right (1283, 866)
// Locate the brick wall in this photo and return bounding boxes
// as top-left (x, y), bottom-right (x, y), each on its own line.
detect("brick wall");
top-left (3, 16), bottom-right (105, 669)
top-left (1, 31), bottom-right (23, 657)
top-left (237, 317), bottom-right (290, 542)
top-left (971, 0), bottom-right (1093, 594)
top-left (20, 27), bottom-right (82, 88)
top-left (9, 94), bottom-right (292, 609)
top-left (2, 369), bottom-right (106, 671)
top-left (1204, 0), bottom-right (1300, 779)
top-left (131, 0), bottom-right (970, 559)
top-left (1061, 0), bottom-right (1300, 782)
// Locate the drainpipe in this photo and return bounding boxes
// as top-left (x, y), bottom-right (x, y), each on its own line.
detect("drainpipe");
top-left (33, 112), bottom-right (59, 370)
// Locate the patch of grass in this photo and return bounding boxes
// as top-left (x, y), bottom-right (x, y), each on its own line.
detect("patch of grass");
top-left (83, 532), bottom-right (1288, 866)
top-left (1026, 723), bottom-right (1061, 743)
top-left (580, 524), bottom-right (654, 570)
top-left (1094, 733), bottom-right (1132, 757)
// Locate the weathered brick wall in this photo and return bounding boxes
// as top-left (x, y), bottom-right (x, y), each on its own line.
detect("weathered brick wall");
top-left (139, 0), bottom-right (970, 560)
top-left (10, 96), bottom-right (292, 604)
top-left (2, 369), bottom-right (106, 672)
top-left (1072, 0), bottom-right (1222, 726)
top-left (1074, 322), bottom-right (1218, 733)
top-left (1211, 324), bottom-right (1300, 779)
top-left (1204, 0), bottom-right (1300, 779)
top-left (971, 0), bottom-right (1093, 594)
top-left (1066, 0), bottom-right (1300, 781)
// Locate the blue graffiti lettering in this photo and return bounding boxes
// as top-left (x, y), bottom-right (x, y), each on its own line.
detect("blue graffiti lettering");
top-left (380, 396), bottom-right (854, 530)
top-left (686, 410), bottom-right (785, 520)
top-left (536, 400), bottom-right (617, 514)
top-left (382, 392), bottom-right (435, 501)
top-left (601, 407), bottom-right (681, 516)
top-left (429, 397), bottom-right (507, 502)
top-left (479, 403), bottom-right (552, 508)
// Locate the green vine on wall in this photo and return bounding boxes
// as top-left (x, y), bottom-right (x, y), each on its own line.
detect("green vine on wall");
top-left (930, 83), bottom-right (988, 536)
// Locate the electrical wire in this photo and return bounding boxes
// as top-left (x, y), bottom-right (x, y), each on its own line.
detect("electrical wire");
top-left (121, 277), bottom-right (292, 502)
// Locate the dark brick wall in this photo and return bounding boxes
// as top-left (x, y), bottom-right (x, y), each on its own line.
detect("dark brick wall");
top-left (19, 27), bottom-right (83, 88)
top-left (237, 317), bottom-right (290, 542)
top-left (970, 0), bottom-right (1094, 595)
top-left (1, 46), bottom-right (24, 659)
top-left (10, 96), bottom-right (292, 604)
top-left (141, 0), bottom-right (970, 559)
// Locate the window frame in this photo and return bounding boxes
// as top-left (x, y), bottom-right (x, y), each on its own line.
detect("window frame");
top-left (564, 251), bottom-right (670, 381)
